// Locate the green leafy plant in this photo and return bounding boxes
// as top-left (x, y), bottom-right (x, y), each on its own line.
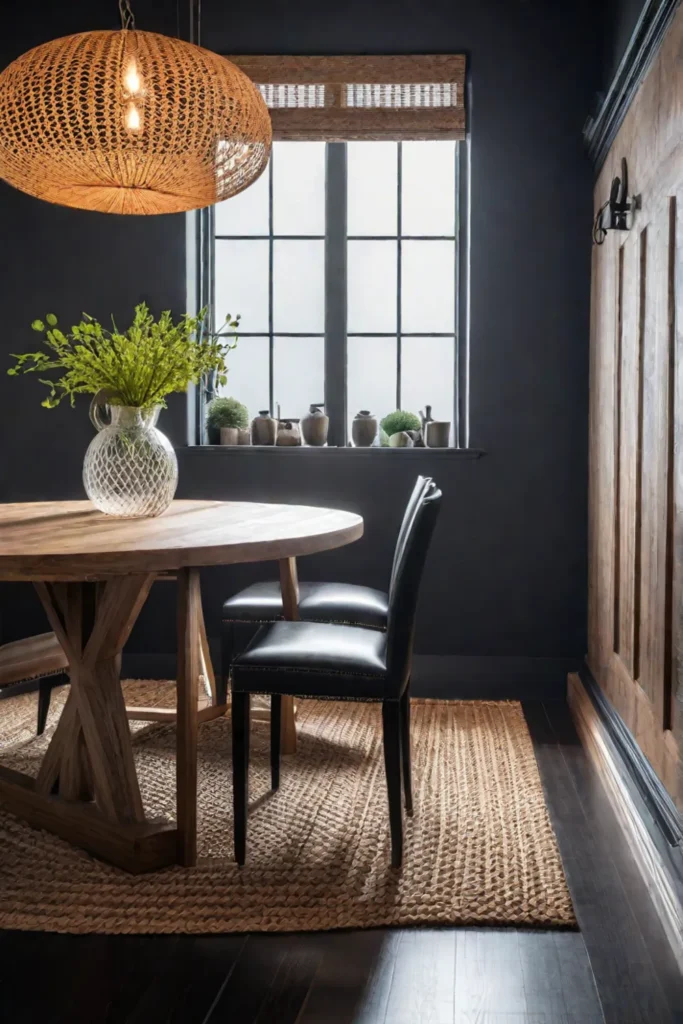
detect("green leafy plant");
top-left (206, 396), bottom-right (249, 431)
top-left (380, 410), bottom-right (421, 438)
top-left (8, 304), bottom-right (240, 410)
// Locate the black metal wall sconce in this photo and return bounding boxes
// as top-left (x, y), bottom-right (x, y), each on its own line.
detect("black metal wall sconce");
top-left (593, 158), bottom-right (641, 245)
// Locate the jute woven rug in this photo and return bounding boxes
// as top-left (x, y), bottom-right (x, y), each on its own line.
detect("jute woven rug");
top-left (0, 682), bottom-right (575, 935)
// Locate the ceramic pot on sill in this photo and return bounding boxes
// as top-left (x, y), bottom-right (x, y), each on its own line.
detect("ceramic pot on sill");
top-left (389, 431), bottom-right (414, 448)
top-left (301, 404), bottom-right (329, 446)
top-left (352, 410), bottom-right (378, 447)
top-left (251, 410), bottom-right (277, 445)
top-left (276, 419), bottom-right (302, 446)
top-left (425, 420), bottom-right (451, 448)
top-left (220, 426), bottom-right (240, 445)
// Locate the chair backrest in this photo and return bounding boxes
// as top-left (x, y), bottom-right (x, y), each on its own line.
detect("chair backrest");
top-left (386, 480), bottom-right (442, 695)
top-left (389, 475), bottom-right (432, 592)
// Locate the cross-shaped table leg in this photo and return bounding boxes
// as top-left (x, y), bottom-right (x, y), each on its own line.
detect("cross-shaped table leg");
top-left (34, 576), bottom-right (155, 823)
top-left (0, 574), bottom-right (179, 872)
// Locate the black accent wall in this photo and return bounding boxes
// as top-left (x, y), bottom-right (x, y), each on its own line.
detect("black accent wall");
top-left (0, 0), bottom-right (602, 681)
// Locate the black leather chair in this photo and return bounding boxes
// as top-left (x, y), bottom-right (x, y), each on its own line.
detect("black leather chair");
top-left (230, 480), bottom-right (442, 869)
top-left (220, 475), bottom-right (432, 702)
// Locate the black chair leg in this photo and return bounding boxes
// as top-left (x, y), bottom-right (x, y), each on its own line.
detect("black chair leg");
top-left (232, 691), bottom-right (250, 865)
top-left (382, 700), bottom-right (403, 868)
top-left (399, 688), bottom-right (413, 816)
top-left (37, 676), bottom-right (54, 736)
top-left (270, 694), bottom-right (281, 790)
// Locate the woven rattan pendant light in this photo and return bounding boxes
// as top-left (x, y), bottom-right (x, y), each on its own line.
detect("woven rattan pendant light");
top-left (0, 2), bottom-right (271, 214)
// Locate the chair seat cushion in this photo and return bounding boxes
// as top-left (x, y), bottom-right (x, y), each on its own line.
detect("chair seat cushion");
top-left (231, 620), bottom-right (392, 700)
top-left (222, 581), bottom-right (389, 630)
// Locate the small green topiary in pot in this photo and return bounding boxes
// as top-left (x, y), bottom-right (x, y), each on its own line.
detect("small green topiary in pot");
top-left (380, 409), bottom-right (421, 439)
top-left (206, 396), bottom-right (249, 444)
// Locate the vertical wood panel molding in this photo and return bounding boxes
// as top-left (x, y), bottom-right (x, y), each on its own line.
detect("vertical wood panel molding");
top-left (613, 244), bottom-right (625, 654)
top-left (589, 5), bottom-right (683, 808)
top-left (664, 196), bottom-right (677, 730)
top-left (634, 228), bottom-right (648, 683)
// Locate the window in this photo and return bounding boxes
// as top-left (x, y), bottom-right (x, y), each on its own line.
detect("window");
top-left (196, 54), bottom-right (469, 448)
top-left (208, 139), bottom-right (468, 446)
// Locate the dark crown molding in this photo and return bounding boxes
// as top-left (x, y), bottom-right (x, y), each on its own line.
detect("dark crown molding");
top-left (584, 0), bottom-right (682, 174)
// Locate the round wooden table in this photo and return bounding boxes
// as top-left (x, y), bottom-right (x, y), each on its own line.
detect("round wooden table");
top-left (0, 500), bottom-right (363, 872)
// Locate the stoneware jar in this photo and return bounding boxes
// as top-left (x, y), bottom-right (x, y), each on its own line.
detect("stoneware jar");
top-left (276, 419), bottom-right (302, 446)
top-left (84, 400), bottom-right (178, 518)
top-left (220, 426), bottom-right (239, 445)
top-left (251, 410), bottom-right (277, 445)
top-left (352, 410), bottom-right (378, 447)
top-left (425, 420), bottom-right (451, 448)
top-left (301, 404), bottom-right (329, 446)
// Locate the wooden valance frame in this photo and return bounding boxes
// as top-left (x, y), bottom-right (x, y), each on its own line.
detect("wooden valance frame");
top-left (228, 55), bottom-right (467, 141)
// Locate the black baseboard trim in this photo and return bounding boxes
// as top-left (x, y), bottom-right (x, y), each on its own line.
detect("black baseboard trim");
top-left (570, 666), bottom-right (683, 968)
top-left (578, 664), bottom-right (683, 847)
top-left (584, 0), bottom-right (681, 172)
top-left (123, 652), bottom-right (576, 701)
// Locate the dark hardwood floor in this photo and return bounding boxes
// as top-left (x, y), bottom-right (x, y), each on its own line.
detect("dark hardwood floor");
top-left (0, 701), bottom-right (681, 1024)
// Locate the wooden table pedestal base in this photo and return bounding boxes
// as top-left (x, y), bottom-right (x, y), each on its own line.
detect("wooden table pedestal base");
top-left (0, 571), bottom-right (206, 873)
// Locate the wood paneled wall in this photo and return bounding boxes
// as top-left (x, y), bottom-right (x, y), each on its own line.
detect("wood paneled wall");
top-left (589, 6), bottom-right (683, 807)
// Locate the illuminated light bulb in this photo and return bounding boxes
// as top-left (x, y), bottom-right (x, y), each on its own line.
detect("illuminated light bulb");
top-left (125, 101), bottom-right (141, 132)
top-left (124, 58), bottom-right (142, 95)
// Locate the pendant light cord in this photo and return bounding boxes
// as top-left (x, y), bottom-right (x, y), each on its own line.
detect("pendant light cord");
top-left (119, 0), bottom-right (136, 29)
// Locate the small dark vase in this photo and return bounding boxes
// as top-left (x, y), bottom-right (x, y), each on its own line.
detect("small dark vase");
top-left (352, 410), bottom-right (378, 447)
top-left (251, 410), bottom-right (277, 445)
top-left (301, 404), bottom-right (329, 446)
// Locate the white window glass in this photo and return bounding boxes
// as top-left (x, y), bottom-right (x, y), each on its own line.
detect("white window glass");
top-left (215, 240), bottom-right (269, 333)
top-left (272, 142), bottom-right (326, 236)
top-left (401, 241), bottom-right (454, 333)
top-left (273, 337), bottom-right (325, 420)
top-left (401, 337), bottom-right (455, 430)
top-left (401, 141), bottom-right (456, 236)
top-left (347, 337), bottom-right (397, 439)
top-left (273, 240), bottom-right (325, 333)
top-left (214, 165), bottom-right (269, 236)
top-left (347, 142), bottom-right (398, 236)
top-left (218, 335), bottom-right (270, 421)
top-left (347, 240), bottom-right (397, 333)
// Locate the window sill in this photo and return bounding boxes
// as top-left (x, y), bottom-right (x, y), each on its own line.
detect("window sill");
top-left (181, 445), bottom-right (484, 459)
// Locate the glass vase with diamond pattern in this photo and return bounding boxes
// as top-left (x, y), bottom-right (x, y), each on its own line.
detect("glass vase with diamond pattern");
top-left (83, 405), bottom-right (178, 517)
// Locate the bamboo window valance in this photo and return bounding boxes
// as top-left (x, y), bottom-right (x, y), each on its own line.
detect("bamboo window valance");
top-left (227, 55), bottom-right (467, 141)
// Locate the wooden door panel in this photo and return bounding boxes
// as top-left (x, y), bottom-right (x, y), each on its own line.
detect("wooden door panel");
top-left (588, 5), bottom-right (683, 810)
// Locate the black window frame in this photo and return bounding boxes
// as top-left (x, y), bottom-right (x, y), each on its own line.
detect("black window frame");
top-left (195, 139), bottom-right (470, 448)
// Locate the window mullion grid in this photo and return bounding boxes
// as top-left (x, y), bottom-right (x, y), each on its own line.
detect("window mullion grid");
top-left (324, 142), bottom-right (348, 446)
top-left (453, 140), bottom-right (461, 448)
top-left (198, 204), bottom-right (214, 443)
top-left (396, 142), bottom-right (402, 410)
top-left (268, 154), bottom-right (275, 416)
